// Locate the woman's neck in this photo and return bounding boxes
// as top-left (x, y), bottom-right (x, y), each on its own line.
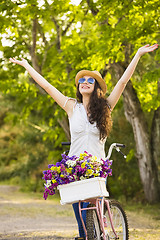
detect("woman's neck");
top-left (82, 95), bottom-right (90, 112)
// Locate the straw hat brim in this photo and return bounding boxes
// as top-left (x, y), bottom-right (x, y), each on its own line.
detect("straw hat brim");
top-left (75, 70), bottom-right (107, 95)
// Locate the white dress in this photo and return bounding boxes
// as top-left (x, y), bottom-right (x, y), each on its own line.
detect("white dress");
top-left (68, 101), bottom-right (106, 159)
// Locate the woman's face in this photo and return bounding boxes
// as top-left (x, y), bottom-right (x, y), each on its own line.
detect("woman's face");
top-left (78, 76), bottom-right (95, 96)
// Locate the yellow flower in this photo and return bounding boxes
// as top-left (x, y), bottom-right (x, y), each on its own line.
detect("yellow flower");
top-left (88, 164), bottom-right (93, 169)
top-left (66, 167), bottom-right (72, 174)
top-left (52, 179), bottom-right (57, 183)
top-left (81, 162), bottom-right (86, 168)
top-left (93, 173), bottom-right (99, 177)
top-left (91, 156), bottom-right (98, 162)
top-left (51, 166), bottom-right (57, 171)
top-left (79, 152), bottom-right (88, 160)
top-left (86, 169), bottom-right (93, 176)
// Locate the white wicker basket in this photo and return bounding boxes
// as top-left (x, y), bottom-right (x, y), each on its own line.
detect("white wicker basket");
top-left (57, 177), bottom-right (109, 205)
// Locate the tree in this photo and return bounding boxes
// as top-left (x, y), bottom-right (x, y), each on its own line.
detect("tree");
top-left (0, 0), bottom-right (160, 202)
top-left (81, 0), bottom-right (160, 203)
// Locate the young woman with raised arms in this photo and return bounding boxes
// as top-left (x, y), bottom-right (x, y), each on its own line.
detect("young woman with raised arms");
top-left (10, 43), bottom-right (158, 240)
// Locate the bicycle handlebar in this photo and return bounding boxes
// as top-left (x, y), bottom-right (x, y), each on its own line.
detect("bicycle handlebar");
top-left (115, 143), bottom-right (125, 148)
top-left (61, 142), bottom-right (126, 159)
top-left (105, 143), bottom-right (126, 160)
top-left (61, 142), bottom-right (71, 146)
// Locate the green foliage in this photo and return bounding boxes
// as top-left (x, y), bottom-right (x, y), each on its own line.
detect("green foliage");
top-left (0, 0), bottom-right (160, 199)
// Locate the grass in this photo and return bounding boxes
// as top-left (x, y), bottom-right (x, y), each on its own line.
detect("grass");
top-left (125, 201), bottom-right (160, 240)
top-left (129, 229), bottom-right (160, 240)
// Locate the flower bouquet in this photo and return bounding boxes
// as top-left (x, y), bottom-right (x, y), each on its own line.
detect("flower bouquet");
top-left (42, 152), bottom-right (112, 200)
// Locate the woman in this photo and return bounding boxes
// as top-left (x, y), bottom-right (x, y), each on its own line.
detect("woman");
top-left (9, 44), bottom-right (158, 240)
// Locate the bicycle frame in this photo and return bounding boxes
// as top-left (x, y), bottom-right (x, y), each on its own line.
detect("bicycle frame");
top-left (61, 142), bottom-right (127, 240)
top-left (79, 197), bottom-right (119, 240)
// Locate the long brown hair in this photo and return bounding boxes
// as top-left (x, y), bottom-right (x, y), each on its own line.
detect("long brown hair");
top-left (76, 81), bottom-right (112, 140)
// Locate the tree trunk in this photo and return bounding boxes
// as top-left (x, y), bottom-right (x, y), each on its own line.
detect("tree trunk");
top-left (58, 117), bottom-right (70, 141)
top-left (123, 81), bottom-right (160, 203)
top-left (151, 107), bottom-right (160, 179)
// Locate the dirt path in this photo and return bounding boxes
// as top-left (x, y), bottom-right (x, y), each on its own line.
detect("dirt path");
top-left (0, 185), bottom-right (160, 240)
top-left (0, 185), bottom-right (77, 239)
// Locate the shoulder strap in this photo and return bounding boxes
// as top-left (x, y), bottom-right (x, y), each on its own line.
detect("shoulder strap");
top-left (63, 97), bottom-right (77, 110)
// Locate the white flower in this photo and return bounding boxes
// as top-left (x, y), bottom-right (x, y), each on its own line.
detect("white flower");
top-left (91, 156), bottom-right (103, 164)
top-left (96, 159), bottom-right (103, 164)
top-left (80, 176), bottom-right (86, 180)
top-left (66, 160), bottom-right (76, 167)
top-left (95, 167), bottom-right (102, 174)
top-left (44, 180), bottom-right (52, 188)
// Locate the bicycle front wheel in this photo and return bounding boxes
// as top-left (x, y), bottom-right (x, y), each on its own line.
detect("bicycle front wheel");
top-left (104, 200), bottom-right (129, 240)
top-left (86, 204), bottom-right (101, 240)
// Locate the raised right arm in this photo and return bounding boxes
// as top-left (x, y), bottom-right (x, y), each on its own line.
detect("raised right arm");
top-left (9, 58), bottom-right (75, 117)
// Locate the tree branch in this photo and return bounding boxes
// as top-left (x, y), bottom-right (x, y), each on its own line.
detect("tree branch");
top-left (86, 0), bottom-right (99, 16)
top-left (62, 18), bottom-right (75, 36)
top-left (51, 17), bottom-right (61, 50)
top-left (37, 22), bottom-right (48, 46)
top-left (32, 18), bottom-right (38, 54)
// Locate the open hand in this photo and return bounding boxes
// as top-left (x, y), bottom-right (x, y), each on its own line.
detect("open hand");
top-left (9, 57), bottom-right (28, 67)
top-left (137, 44), bottom-right (158, 57)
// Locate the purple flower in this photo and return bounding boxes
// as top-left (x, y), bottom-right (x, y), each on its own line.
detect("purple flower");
top-left (56, 162), bottom-right (61, 167)
top-left (42, 152), bottom-right (112, 200)
top-left (48, 164), bottom-right (54, 168)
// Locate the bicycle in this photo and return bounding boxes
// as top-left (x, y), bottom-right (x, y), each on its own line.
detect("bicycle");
top-left (60, 142), bottom-right (129, 240)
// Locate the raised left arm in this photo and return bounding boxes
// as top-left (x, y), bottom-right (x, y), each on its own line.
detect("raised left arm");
top-left (107, 44), bottom-right (158, 110)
